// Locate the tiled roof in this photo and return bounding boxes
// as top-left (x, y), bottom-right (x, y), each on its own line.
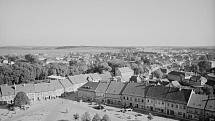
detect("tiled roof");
top-left (165, 87), bottom-right (192, 104)
top-left (59, 78), bottom-right (73, 88)
top-left (146, 85), bottom-right (169, 99)
top-left (122, 83), bottom-right (146, 97)
top-left (34, 82), bottom-right (55, 92)
top-left (95, 82), bottom-right (110, 93)
top-left (15, 84), bottom-right (35, 94)
top-left (78, 82), bottom-right (99, 91)
top-left (49, 80), bottom-right (64, 90)
top-left (0, 85), bottom-right (15, 96)
top-left (106, 82), bottom-right (126, 95)
top-left (187, 92), bottom-right (208, 110)
top-left (68, 74), bottom-right (88, 84)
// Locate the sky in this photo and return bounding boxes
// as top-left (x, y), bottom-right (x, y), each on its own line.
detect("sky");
top-left (0, 0), bottom-right (215, 47)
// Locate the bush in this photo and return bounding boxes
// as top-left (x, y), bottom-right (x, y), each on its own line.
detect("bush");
top-left (81, 112), bottom-right (91, 121)
top-left (102, 114), bottom-right (111, 121)
top-left (92, 113), bottom-right (101, 121)
top-left (14, 92), bottom-right (30, 107)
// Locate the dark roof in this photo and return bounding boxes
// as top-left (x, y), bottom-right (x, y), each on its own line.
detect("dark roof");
top-left (106, 82), bottom-right (126, 95)
top-left (146, 85), bottom-right (169, 99)
top-left (165, 88), bottom-right (192, 104)
top-left (168, 71), bottom-right (185, 76)
top-left (78, 82), bottom-right (99, 91)
top-left (122, 83), bottom-right (146, 97)
top-left (95, 82), bottom-right (110, 93)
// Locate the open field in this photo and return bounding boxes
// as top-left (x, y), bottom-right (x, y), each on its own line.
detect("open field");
top-left (0, 98), bottom-right (178, 121)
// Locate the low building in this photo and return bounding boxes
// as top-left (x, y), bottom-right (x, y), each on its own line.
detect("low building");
top-left (50, 80), bottom-right (64, 97)
top-left (0, 85), bottom-right (15, 104)
top-left (189, 76), bottom-right (207, 87)
top-left (77, 82), bottom-right (99, 101)
top-left (95, 81), bottom-right (110, 103)
top-left (67, 74), bottom-right (88, 92)
top-left (15, 84), bottom-right (36, 102)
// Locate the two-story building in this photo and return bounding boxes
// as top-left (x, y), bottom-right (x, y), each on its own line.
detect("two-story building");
top-left (121, 83), bottom-right (146, 109)
top-left (77, 82), bottom-right (99, 101)
top-left (105, 81), bottom-right (126, 106)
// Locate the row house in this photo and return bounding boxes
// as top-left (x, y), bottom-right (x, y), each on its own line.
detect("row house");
top-left (121, 83), bottom-right (146, 109)
top-left (67, 74), bottom-right (88, 92)
top-left (105, 82), bottom-right (126, 106)
top-left (165, 87), bottom-right (191, 119)
top-left (15, 84), bottom-right (36, 103)
top-left (50, 80), bottom-right (64, 97)
top-left (59, 78), bottom-right (74, 92)
top-left (187, 91), bottom-right (215, 120)
top-left (187, 91), bottom-right (208, 120)
top-left (77, 82), bottom-right (99, 101)
top-left (145, 86), bottom-right (169, 113)
top-left (145, 85), bottom-right (192, 119)
top-left (0, 85), bottom-right (15, 104)
top-left (95, 81), bottom-right (110, 103)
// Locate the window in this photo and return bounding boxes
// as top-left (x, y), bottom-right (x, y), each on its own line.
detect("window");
top-left (123, 96), bottom-right (125, 99)
top-left (148, 99), bottom-right (149, 102)
top-left (175, 104), bottom-right (178, 108)
top-left (130, 97), bottom-right (132, 101)
top-left (127, 97), bottom-right (129, 100)
top-left (142, 99), bottom-right (144, 102)
top-left (167, 103), bottom-right (169, 106)
top-left (171, 104), bottom-right (173, 107)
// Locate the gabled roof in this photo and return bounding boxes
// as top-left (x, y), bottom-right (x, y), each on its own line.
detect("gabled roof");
top-left (15, 84), bottom-right (35, 94)
top-left (49, 80), bottom-right (64, 90)
top-left (118, 67), bottom-right (134, 74)
top-left (68, 74), bottom-right (88, 84)
top-left (95, 82), bottom-right (110, 93)
top-left (0, 85), bottom-right (15, 96)
top-left (165, 88), bottom-right (192, 104)
top-left (34, 82), bottom-right (55, 92)
top-left (59, 78), bottom-right (73, 88)
top-left (78, 82), bottom-right (99, 92)
top-left (106, 82), bottom-right (126, 95)
top-left (146, 85), bottom-right (169, 99)
top-left (89, 73), bottom-right (102, 81)
top-left (187, 92), bottom-right (208, 110)
top-left (122, 83), bottom-right (146, 97)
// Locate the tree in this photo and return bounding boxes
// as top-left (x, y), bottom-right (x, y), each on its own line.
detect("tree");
top-left (14, 92), bottom-right (30, 107)
top-left (152, 69), bottom-right (163, 79)
top-left (102, 114), bottom-right (111, 121)
top-left (25, 54), bottom-right (39, 63)
top-left (81, 112), bottom-right (91, 121)
top-left (92, 113), bottom-right (101, 121)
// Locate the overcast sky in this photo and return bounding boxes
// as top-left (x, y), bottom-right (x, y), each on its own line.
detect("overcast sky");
top-left (0, 0), bottom-right (214, 46)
